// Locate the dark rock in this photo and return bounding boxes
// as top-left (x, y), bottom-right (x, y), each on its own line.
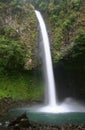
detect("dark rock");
top-left (13, 124), bottom-right (20, 130)
top-left (8, 112), bottom-right (30, 129)
top-left (4, 121), bottom-right (10, 127)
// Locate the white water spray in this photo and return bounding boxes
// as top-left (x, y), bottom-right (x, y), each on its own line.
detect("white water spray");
top-left (35, 10), bottom-right (57, 106)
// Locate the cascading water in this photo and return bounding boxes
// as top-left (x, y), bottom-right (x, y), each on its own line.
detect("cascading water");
top-left (35, 10), bottom-right (68, 112)
top-left (35, 10), bottom-right (57, 107)
top-left (35, 10), bottom-right (85, 113)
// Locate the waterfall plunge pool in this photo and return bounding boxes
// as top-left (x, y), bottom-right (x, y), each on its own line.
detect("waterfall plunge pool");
top-left (6, 103), bottom-right (85, 125)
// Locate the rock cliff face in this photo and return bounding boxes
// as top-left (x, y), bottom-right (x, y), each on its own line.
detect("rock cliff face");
top-left (0, 0), bottom-right (37, 70)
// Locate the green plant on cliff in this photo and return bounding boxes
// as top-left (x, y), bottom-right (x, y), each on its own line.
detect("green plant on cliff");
top-left (0, 20), bottom-right (26, 70)
top-left (0, 0), bottom-right (37, 70)
top-left (0, 70), bottom-right (43, 100)
top-left (74, 28), bottom-right (85, 44)
top-left (0, 36), bottom-right (25, 70)
top-left (28, 0), bottom-right (49, 11)
top-left (0, 0), bottom-right (42, 100)
top-left (70, 28), bottom-right (85, 59)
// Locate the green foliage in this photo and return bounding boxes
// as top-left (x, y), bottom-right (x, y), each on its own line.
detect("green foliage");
top-left (27, 0), bottom-right (85, 65)
top-left (39, 2), bottom-right (48, 11)
top-left (10, 0), bottom-right (25, 10)
top-left (0, 0), bottom-right (41, 101)
top-left (0, 71), bottom-right (43, 100)
top-left (70, 28), bottom-right (85, 58)
top-left (71, 0), bottom-right (82, 9)
top-left (3, 26), bottom-right (20, 40)
top-left (0, 36), bottom-right (25, 70)
top-left (0, 0), bottom-right (37, 70)
top-left (0, 0), bottom-right (24, 4)
top-left (28, 0), bottom-right (49, 11)
top-left (0, 0), bottom-right (12, 3)
top-left (0, 0), bottom-right (26, 13)
top-left (74, 28), bottom-right (85, 44)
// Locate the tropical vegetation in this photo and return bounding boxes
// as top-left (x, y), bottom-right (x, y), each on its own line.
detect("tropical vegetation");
top-left (0, 0), bottom-right (85, 100)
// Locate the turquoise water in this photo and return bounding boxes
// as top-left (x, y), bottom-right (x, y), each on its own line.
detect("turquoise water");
top-left (8, 108), bottom-right (85, 125)
top-left (27, 112), bottom-right (85, 124)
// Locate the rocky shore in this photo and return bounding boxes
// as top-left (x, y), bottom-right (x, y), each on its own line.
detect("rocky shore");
top-left (7, 115), bottom-right (85, 130)
top-left (0, 97), bottom-right (30, 117)
top-left (0, 112), bottom-right (85, 130)
top-left (8, 122), bottom-right (85, 130)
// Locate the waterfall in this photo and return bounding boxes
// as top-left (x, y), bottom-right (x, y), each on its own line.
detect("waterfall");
top-left (34, 10), bottom-right (85, 113)
top-left (35, 10), bottom-right (57, 106)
